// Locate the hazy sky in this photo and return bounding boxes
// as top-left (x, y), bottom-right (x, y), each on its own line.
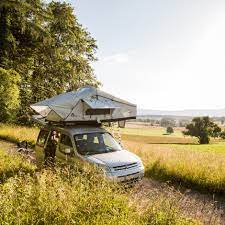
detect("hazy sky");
top-left (69, 0), bottom-right (225, 110)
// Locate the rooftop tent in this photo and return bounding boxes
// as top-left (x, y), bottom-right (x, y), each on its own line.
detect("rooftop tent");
top-left (30, 86), bottom-right (136, 124)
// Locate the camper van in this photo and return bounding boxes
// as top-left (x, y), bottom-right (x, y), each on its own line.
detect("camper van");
top-left (32, 86), bottom-right (144, 184)
top-left (35, 124), bottom-right (144, 184)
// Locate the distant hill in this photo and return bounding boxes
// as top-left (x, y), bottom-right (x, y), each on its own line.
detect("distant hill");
top-left (138, 109), bottom-right (225, 117)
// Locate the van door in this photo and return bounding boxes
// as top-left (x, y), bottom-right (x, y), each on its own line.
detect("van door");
top-left (56, 134), bottom-right (76, 164)
top-left (35, 129), bottom-right (50, 165)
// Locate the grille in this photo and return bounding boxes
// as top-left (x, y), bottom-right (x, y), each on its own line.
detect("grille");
top-left (118, 171), bottom-right (140, 178)
top-left (113, 162), bottom-right (138, 171)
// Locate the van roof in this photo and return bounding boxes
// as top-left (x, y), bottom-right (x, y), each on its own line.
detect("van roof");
top-left (44, 125), bottom-right (108, 136)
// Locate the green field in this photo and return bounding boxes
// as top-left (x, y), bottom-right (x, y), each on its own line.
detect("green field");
top-left (120, 126), bottom-right (225, 153)
top-left (119, 127), bottom-right (184, 137)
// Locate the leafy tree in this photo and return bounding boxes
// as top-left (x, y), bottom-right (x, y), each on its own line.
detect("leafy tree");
top-left (30, 1), bottom-right (99, 103)
top-left (0, 0), bottom-right (47, 68)
top-left (183, 117), bottom-right (221, 144)
top-left (0, 0), bottom-right (99, 123)
top-left (220, 130), bottom-right (225, 139)
top-left (211, 124), bottom-right (221, 139)
top-left (166, 126), bottom-right (174, 134)
top-left (0, 67), bottom-right (21, 122)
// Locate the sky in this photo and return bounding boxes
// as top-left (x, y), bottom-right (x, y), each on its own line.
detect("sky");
top-left (68, 0), bottom-right (225, 110)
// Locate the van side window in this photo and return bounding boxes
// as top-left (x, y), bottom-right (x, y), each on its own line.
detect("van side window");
top-left (59, 134), bottom-right (73, 155)
top-left (37, 130), bottom-right (49, 147)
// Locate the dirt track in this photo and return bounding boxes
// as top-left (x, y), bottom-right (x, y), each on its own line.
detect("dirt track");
top-left (132, 178), bottom-right (225, 225)
top-left (1, 140), bottom-right (225, 225)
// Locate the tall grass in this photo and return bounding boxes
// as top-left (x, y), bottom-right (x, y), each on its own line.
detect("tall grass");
top-left (0, 123), bottom-right (39, 146)
top-left (0, 148), bottom-right (35, 183)
top-left (1, 123), bottom-right (225, 195)
top-left (124, 139), bottom-right (225, 194)
top-left (0, 148), bottom-right (197, 225)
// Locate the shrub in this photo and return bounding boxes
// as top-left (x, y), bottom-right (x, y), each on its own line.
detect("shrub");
top-left (166, 126), bottom-right (174, 134)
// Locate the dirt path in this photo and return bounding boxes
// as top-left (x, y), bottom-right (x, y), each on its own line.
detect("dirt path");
top-left (132, 178), bottom-right (225, 225)
top-left (1, 140), bottom-right (225, 224)
top-left (0, 140), bottom-right (16, 150)
top-left (0, 140), bottom-right (36, 163)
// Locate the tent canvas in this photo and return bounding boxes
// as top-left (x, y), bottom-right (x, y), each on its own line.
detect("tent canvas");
top-left (30, 86), bottom-right (136, 124)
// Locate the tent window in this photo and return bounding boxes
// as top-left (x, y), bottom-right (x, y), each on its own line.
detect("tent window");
top-left (85, 109), bottom-right (111, 115)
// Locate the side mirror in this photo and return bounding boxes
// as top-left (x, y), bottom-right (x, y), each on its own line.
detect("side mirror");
top-left (64, 148), bottom-right (71, 154)
top-left (119, 141), bottom-right (123, 148)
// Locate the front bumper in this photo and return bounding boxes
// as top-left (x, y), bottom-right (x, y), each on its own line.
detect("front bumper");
top-left (107, 167), bottom-right (145, 185)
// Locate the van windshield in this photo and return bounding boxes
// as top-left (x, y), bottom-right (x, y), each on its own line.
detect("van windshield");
top-left (74, 132), bottom-right (122, 155)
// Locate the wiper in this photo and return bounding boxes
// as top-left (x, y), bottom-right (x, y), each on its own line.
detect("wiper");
top-left (106, 148), bottom-right (118, 153)
top-left (85, 151), bottom-right (107, 155)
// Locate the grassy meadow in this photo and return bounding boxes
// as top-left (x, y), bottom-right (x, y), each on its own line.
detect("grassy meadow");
top-left (0, 123), bottom-right (38, 146)
top-left (0, 139), bottom-right (197, 225)
top-left (113, 124), bottom-right (225, 194)
top-left (1, 123), bottom-right (225, 195)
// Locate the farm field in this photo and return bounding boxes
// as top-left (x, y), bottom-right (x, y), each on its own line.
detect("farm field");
top-left (120, 126), bottom-right (184, 137)
top-left (112, 124), bottom-right (197, 144)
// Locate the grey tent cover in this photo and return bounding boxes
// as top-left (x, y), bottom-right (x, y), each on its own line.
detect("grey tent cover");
top-left (31, 86), bottom-right (136, 123)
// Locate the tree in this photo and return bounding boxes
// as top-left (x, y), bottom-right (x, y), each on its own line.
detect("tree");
top-left (220, 130), bottom-right (225, 139)
top-left (211, 124), bottom-right (221, 139)
top-left (179, 119), bottom-right (190, 127)
top-left (0, 67), bottom-right (21, 122)
top-left (183, 117), bottom-right (221, 144)
top-left (0, 0), bottom-right (99, 123)
top-left (166, 126), bottom-right (174, 134)
top-left (160, 118), bottom-right (176, 127)
top-left (30, 1), bottom-right (99, 103)
top-left (0, 0), bottom-right (47, 68)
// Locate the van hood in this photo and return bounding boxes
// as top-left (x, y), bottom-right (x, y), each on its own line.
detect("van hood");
top-left (86, 150), bottom-right (140, 167)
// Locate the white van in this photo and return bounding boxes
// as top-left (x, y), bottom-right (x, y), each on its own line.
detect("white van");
top-left (35, 125), bottom-right (144, 185)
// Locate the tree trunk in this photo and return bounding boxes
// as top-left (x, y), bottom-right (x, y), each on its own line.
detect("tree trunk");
top-left (199, 135), bottom-right (209, 144)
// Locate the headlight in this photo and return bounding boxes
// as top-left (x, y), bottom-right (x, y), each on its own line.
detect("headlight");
top-left (98, 164), bottom-right (111, 173)
top-left (137, 161), bottom-right (144, 168)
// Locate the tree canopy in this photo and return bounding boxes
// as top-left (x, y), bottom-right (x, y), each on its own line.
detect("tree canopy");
top-left (183, 117), bottom-right (221, 144)
top-left (0, 0), bottom-right (99, 123)
top-left (0, 68), bottom-right (21, 122)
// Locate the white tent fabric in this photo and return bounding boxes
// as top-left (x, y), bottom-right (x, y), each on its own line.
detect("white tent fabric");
top-left (30, 86), bottom-right (136, 123)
